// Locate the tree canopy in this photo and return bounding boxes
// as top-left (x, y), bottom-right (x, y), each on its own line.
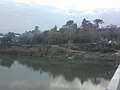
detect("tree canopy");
top-left (93, 19), bottom-right (104, 29)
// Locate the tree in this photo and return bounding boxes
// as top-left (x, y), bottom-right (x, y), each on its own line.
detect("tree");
top-left (35, 26), bottom-right (39, 31)
top-left (2, 32), bottom-right (15, 41)
top-left (64, 28), bottom-right (77, 48)
top-left (93, 19), bottom-right (104, 29)
top-left (51, 25), bottom-right (57, 31)
top-left (1, 32), bottom-right (16, 46)
top-left (71, 23), bottom-right (77, 30)
top-left (66, 20), bottom-right (74, 27)
top-left (81, 18), bottom-right (91, 30)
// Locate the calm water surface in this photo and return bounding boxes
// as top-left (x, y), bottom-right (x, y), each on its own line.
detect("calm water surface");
top-left (0, 55), bottom-right (117, 90)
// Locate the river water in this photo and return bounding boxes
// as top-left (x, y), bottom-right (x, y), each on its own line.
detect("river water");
top-left (0, 54), bottom-right (117, 90)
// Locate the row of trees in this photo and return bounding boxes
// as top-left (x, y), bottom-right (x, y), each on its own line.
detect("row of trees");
top-left (0, 18), bottom-right (120, 46)
top-left (81, 18), bottom-right (104, 30)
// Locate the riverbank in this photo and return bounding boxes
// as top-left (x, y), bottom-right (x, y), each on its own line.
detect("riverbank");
top-left (0, 44), bottom-right (120, 64)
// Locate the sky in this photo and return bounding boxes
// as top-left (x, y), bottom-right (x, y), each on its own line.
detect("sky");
top-left (0, 0), bottom-right (120, 33)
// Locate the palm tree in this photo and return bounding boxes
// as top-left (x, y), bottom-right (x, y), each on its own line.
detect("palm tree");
top-left (93, 19), bottom-right (104, 29)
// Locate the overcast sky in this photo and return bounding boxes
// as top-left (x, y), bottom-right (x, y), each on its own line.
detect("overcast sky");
top-left (0, 0), bottom-right (120, 33)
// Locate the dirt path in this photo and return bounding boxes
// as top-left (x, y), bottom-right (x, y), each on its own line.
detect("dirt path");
top-left (51, 45), bottom-right (85, 53)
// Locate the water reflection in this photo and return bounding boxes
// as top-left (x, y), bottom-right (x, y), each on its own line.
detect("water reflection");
top-left (0, 54), bottom-right (118, 90)
top-left (0, 56), bottom-right (14, 68)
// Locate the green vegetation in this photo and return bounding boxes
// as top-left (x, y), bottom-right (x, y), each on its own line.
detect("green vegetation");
top-left (0, 18), bottom-right (120, 46)
top-left (0, 18), bottom-right (120, 62)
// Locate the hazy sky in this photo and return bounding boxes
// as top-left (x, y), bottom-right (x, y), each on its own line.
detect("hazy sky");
top-left (0, 0), bottom-right (120, 33)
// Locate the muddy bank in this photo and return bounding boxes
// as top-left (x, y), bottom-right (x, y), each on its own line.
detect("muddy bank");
top-left (0, 45), bottom-right (120, 64)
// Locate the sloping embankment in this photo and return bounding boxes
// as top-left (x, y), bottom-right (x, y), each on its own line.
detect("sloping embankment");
top-left (0, 45), bottom-right (120, 63)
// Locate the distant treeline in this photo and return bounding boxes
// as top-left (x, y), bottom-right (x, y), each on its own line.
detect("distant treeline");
top-left (0, 18), bottom-right (120, 46)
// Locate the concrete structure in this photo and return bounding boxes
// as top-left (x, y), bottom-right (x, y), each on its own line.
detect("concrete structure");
top-left (106, 65), bottom-right (120, 90)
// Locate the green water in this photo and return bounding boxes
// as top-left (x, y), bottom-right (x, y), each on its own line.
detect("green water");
top-left (0, 55), bottom-right (117, 90)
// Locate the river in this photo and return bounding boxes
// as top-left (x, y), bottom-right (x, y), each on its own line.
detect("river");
top-left (0, 54), bottom-right (118, 90)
